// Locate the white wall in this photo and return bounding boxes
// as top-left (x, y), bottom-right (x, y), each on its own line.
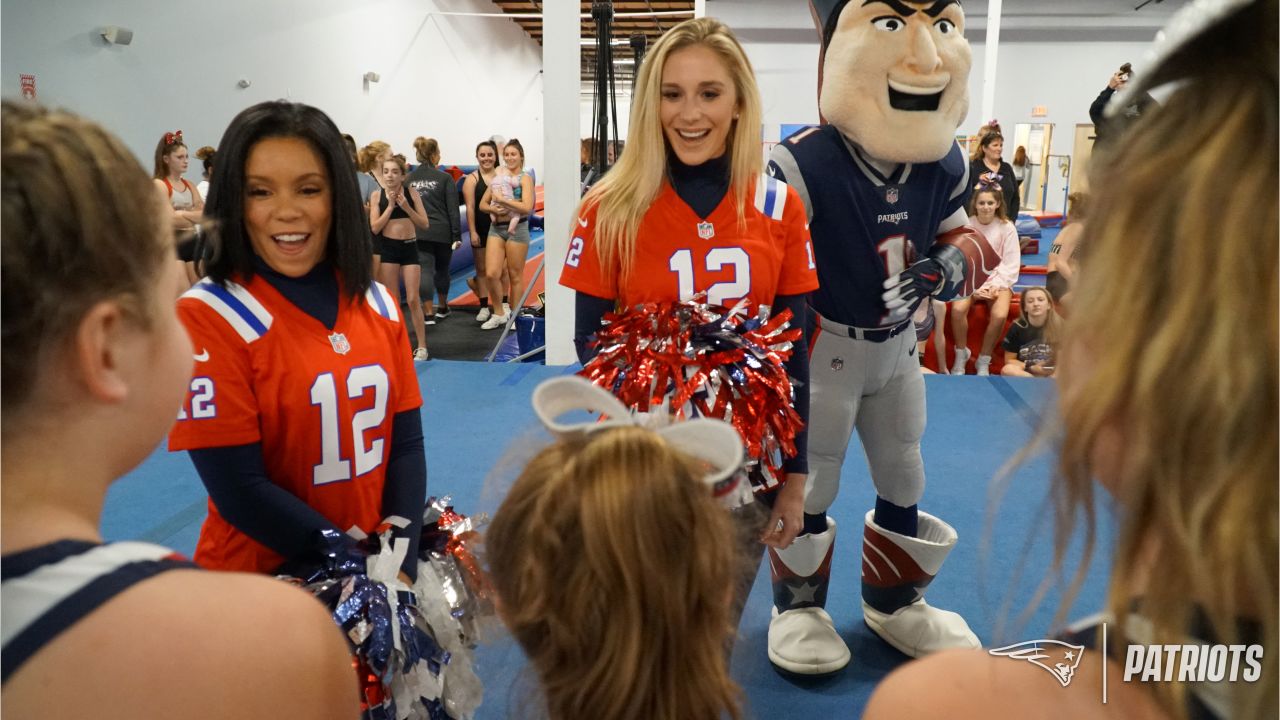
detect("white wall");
top-left (964, 41), bottom-right (1153, 155)
top-left (0, 0), bottom-right (545, 178)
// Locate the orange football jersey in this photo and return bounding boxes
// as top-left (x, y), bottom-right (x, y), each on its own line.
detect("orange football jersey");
top-left (168, 274), bottom-right (422, 574)
top-left (560, 174), bottom-right (818, 309)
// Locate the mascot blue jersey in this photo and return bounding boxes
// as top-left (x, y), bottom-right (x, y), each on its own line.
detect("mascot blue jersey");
top-left (768, 124), bottom-right (971, 329)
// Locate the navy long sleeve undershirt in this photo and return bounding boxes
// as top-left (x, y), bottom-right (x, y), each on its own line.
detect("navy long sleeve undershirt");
top-left (571, 152), bottom-right (811, 473)
top-left (188, 257), bottom-right (426, 579)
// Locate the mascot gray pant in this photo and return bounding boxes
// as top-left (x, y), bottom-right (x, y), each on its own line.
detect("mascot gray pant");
top-left (765, 314), bottom-right (978, 675)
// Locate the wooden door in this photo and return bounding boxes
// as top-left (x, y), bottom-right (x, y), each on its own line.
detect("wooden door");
top-left (1072, 124), bottom-right (1096, 194)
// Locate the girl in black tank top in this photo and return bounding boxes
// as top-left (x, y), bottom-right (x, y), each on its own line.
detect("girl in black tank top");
top-left (471, 171), bottom-right (492, 242)
top-left (465, 141), bottom-right (501, 320)
top-left (377, 187), bottom-right (413, 221)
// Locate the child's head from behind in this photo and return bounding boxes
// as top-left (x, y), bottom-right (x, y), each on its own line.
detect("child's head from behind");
top-left (2, 102), bottom-right (191, 459)
top-left (486, 425), bottom-right (741, 720)
top-left (1065, 191), bottom-right (1089, 223)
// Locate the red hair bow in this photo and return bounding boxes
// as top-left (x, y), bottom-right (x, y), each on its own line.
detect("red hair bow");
top-left (164, 130), bottom-right (183, 146)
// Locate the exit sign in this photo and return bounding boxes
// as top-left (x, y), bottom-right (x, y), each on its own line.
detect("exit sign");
top-left (1031, 105), bottom-right (1048, 117)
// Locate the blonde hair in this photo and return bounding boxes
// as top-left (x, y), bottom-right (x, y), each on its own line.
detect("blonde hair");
top-left (358, 140), bottom-right (389, 172)
top-left (413, 136), bottom-right (440, 166)
top-left (1049, 3), bottom-right (1276, 717)
top-left (1014, 286), bottom-right (1061, 346)
top-left (486, 427), bottom-right (742, 720)
top-left (1064, 191), bottom-right (1089, 224)
top-left (578, 17), bottom-right (763, 280)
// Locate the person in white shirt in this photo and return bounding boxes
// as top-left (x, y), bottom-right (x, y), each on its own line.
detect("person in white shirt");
top-left (948, 185), bottom-right (1020, 375)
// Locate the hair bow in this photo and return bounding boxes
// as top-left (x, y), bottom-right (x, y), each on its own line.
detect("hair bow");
top-left (977, 173), bottom-right (1004, 190)
top-left (531, 376), bottom-right (745, 489)
top-left (986, 119), bottom-right (1000, 130)
top-left (164, 130), bottom-right (183, 146)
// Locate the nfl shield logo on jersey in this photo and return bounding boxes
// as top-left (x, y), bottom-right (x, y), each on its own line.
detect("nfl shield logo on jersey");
top-left (885, 186), bottom-right (900, 205)
top-left (697, 221), bottom-right (715, 239)
top-left (328, 332), bottom-right (351, 355)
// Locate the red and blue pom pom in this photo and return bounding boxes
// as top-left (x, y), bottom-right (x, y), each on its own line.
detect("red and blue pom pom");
top-left (277, 498), bottom-right (494, 720)
top-left (580, 296), bottom-right (803, 491)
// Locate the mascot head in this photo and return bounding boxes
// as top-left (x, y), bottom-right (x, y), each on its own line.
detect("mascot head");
top-left (812, 0), bottom-right (971, 163)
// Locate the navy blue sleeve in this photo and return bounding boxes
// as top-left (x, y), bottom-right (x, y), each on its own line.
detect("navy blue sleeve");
top-left (773, 293), bottom-right (810, 475)
top-left (1089, 87), bottom-right (1114, 127)
top-left (188, 443), bottom-right (355, 563)
top-left (574, 291), bottom-right (615, 365)
top-left (382, 408), bottom-right (427, 581)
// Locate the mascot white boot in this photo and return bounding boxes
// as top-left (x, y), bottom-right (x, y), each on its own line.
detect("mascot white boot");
top-left (765, 0), bottom-right (996, 674)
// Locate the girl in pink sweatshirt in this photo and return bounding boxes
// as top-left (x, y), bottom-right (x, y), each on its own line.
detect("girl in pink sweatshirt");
top-left (948, 185), bottom-right (1021, 375)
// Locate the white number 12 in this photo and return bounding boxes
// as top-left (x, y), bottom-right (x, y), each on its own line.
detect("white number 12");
top-left (309, 365), bottom-right (389, 485)
top-left (668, 247), bottom-right (751, 305)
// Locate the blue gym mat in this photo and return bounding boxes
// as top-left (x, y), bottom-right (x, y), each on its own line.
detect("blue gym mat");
top-left (105, 362), bottom-right (1114, 718)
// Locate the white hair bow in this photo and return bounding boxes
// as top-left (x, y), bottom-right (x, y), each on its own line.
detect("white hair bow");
top-left (531, 376), bottom-right (745, 489)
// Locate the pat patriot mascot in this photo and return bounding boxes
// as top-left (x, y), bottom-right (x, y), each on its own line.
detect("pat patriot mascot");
top-left (765, 0), bottom-right (997, 675)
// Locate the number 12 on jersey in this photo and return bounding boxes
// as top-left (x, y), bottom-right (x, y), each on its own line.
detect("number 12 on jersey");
top-left (668, 247), bottom-right (751, 305)
top-left (310, 365), bottom-right (389, 485)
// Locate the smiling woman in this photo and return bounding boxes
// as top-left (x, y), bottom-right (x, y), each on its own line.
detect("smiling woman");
top-left (169, 100), bottom-right (427, 599)
top-left (242, 136), bottom-right (333, 278)
top-left (0, 101), bottom-right (359, 720)
top-left (559, 15), bottom-right (819, 663)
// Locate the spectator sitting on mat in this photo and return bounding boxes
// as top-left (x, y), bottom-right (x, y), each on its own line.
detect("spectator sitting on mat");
top-left (948, 183), bottom-right (1021, 376)
top-left (999, 286), bottom-right (1060, 378)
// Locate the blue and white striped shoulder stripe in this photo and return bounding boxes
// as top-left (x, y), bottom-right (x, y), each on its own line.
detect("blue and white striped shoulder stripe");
top-left (1, 541), bottom-right (186, 682)
top-left (754, 174), bottom-right (788, 221)
top-left (184, 279), bottom-right (273, 343)
top-left (365, 282), bottom-right (401, 322)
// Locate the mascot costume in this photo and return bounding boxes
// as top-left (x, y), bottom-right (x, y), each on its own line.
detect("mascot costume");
top-left (765, 0), bottom-right (998, 674)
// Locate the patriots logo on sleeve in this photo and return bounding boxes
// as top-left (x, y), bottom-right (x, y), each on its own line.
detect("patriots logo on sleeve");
top-left (988, 640), bottom-right (1086, 687)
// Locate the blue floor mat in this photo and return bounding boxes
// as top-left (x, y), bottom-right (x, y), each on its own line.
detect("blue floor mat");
top-left (107, 364), bottom-right (1113, 719)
